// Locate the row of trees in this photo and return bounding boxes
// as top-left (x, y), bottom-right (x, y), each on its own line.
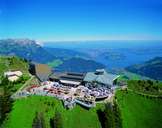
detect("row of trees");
top-left (0, 77), bottom-right (13, 125)
top-left (32, 110), bottom-right (63, 128)
top-left (0, 75), bottom-right (30, 126)
top-left (32, 112), bottom-right (46, 128)
top-left (97, 100), bottom-right (122, 128)
top-left (128, 80), bottom-right (162, 95)
top-left (50, 111), bottom-right (63, 128)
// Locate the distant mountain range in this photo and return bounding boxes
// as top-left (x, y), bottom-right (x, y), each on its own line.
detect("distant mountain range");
top-left (126, 57), bottom-right (162, 81)
top-left (0, 39), bottom-right (105, 72)
top-left (0, 39), bottom-right (55, 63)
top-left (3, 39), bottom-right (162, 76)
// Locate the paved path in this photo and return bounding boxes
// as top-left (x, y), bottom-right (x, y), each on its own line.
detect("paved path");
top-left (19, 75), bottom-right (35, 91)
top-left (11, 75), bottom-right (35, 99)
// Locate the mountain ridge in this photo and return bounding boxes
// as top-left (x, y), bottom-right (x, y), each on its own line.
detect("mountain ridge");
top-left (0, 39), bottom-right (56, 63)
top-left (126, 57), bottom-right (162, 80)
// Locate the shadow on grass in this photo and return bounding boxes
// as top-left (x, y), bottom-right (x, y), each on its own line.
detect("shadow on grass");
top-left (97, 109), bottom-right (105, 128)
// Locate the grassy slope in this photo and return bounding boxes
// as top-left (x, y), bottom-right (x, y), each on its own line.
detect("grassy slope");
top-left (4, 96), bottom-right (104, 128)
top-left (116, 90), bottom-right (162, 128)
top-left (117, 70), bottom-right (152, 83)
top-left (0, 56), bottom-right (30, 94)
top-left (126, 57), bottom-right (162, 81)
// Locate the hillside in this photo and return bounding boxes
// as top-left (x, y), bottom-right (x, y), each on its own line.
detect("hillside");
top-left (116, 80), bottom-right (162, 128)
top-left (0, 39), bottom-right (55, 63)
top-left (56, 57), bottom-right (106, 72)
top-left (116, 86), bottom-right (162, 128)
top-left (2, 96), bottom-right (104, 128)
top-left (126, 57), bottom-right (162, 80)
top-left (44, 47), bottom-right (89, 59)
top-left (0, 56), bottom-right (31, 125)
top-left (44, 48), bottom-right (106, 72)
top-left (0, 56), bottom-right (29, 76)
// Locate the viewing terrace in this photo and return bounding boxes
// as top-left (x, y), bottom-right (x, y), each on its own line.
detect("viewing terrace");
top-left (16, 80), bottom-right (113, 109)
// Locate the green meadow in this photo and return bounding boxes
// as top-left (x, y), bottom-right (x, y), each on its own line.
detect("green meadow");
top-left (116, 90), bottom-right (162, 128)
top-left (3, 96), bottom-right (104, 128)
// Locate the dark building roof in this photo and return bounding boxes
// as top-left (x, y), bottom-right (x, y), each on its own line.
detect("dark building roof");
top-left (84, 69), bottom-right (120, 87)
top-left (60, 72), bottom-right (85, 82)
top-left (29, 63), bottom-right (52, 81)
top-left (49, 72), bottom-right (85, 83)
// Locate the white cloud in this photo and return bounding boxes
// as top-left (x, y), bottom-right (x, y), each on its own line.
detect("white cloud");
top-left (35, 40), bottom-right (44, 46)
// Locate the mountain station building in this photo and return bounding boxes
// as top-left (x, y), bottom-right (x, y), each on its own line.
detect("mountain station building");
top-left (49, 69), bottom-right (119, 88)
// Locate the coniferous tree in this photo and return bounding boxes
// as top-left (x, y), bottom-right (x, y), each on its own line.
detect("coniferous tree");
top-left (113, 100), bottom-right (122, 128)
top-left (0, 77), bottom-right (13, 125)
top-left (32, 112), bottom-right (46, 128)
top-left (50, 111), bottom-right (63, 128)
top-left (104, 103), bottom-right (115, 128)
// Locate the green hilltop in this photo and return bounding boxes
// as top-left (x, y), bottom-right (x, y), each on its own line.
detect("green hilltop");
top-left (0, 56), bottom-right (29, 76)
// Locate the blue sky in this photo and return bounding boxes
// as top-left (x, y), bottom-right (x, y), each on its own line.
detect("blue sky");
top-left (0, 0), bottom-right (162, 41)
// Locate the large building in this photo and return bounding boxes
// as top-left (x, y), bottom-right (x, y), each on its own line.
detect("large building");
top-left (29, 62), bottom-right (119, 88)
top-left (83, 69), bottom-right (119, 88)
top-left (49, 69), bottom-right (119, 88)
